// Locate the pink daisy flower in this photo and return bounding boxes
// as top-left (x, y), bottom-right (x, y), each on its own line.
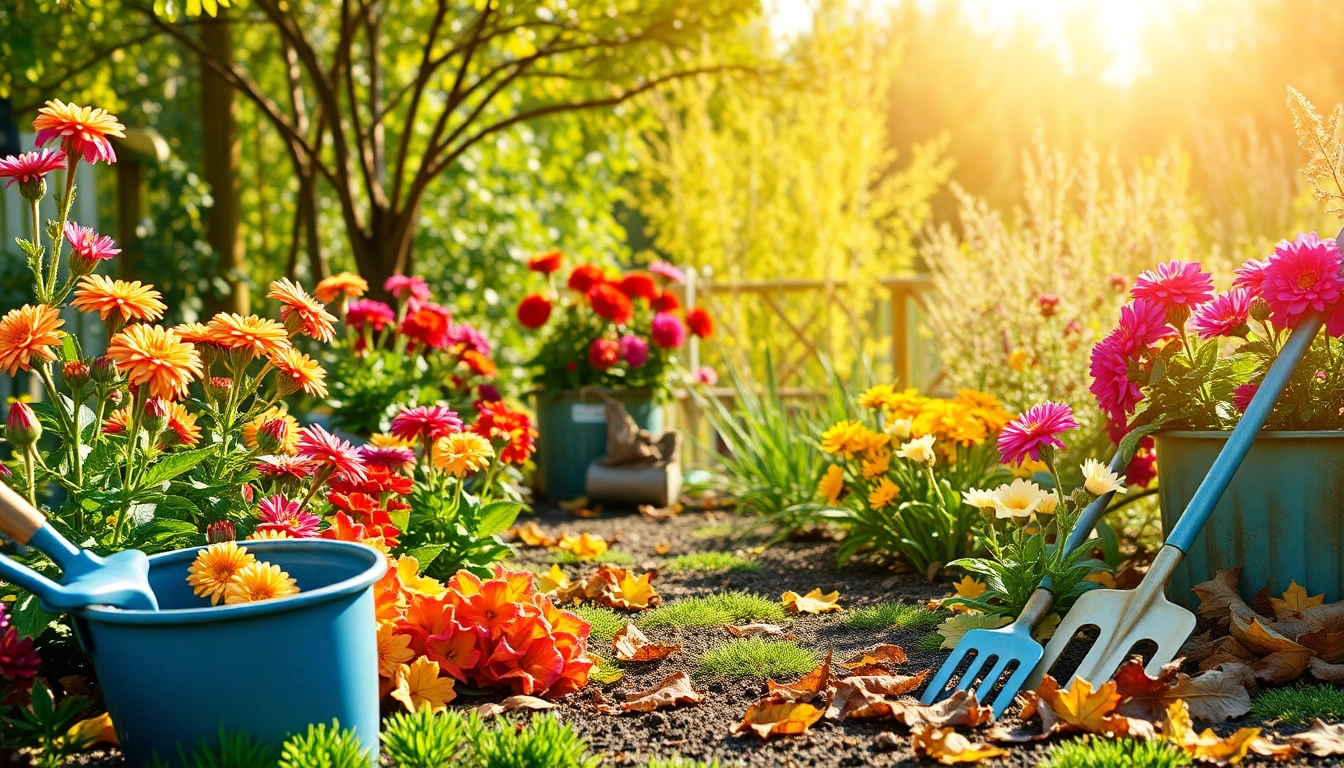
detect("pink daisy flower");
top-left (256, 454), bottom-right (317, 479)
top-left (296, 424), bottom-right (368, 483)
top-left (997, 401), bottom-right (1078, 466)
top-left (384, 274), bottom-right (430, 303)
top-left (390, 405), bottom-right (462, 445)
top-left (358, 444), bottom-right (416, 473)
top-left (1089, 333), bottom-right (1142, 423)
top-left (346, 299), bottom-right (396, 332)
top-left (650, 312), bottom-right (686, 349)
top-left (64, 222), bottom-right (120, 262)
top-left (1260, 232), bottom-right (1344, 329)
top-left (1113, 299), bottom-right (1177, 356)
top-left (1232, 257), bottom-right (1270, 298)
top-left (0, 149), bottom-right (66, 188)
top-left (648, 260), bottom-right (686, 284)
top-left (256, 494), bottom-right (321, 538)
top-left (1189, 288), bottom-right (1252, 339)
top-left (1131, 260), bottom-right (1215, 315)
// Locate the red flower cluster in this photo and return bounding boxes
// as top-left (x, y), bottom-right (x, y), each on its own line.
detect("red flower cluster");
top-left (320, 468), bottom-right (411, 550)
top-left (471, 400), bottom-right (537, 465)
top-left (378, 564), bottom-right (592, 697)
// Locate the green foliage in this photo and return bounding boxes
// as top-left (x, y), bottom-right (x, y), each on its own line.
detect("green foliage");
top-left (277, 721), bottom-right (371, 768)
top-left (663, 551), bottom-right (760, 574)
top-left (647, 756), bottom-right (722, 768)
top-left (1038, 736), bottom-right (1191, 768)
top-left (638, 592), bottom-right (786, 629)
top-left (0, 681), bottom-right (94, 768)
top-left (691, 524), bottom-right (735, 540)
top-left (571, 605), bottom-right (625, 644)
top-left (1250, 684), bottom-right (1344, 725)
top-left (844, 602), bottom-right (943, 631)
top-left (549, 549), bottom-right (636, 567)
top-left (382, 708), bottom-right (473, 768)
top-left (697, 639), bottom-right (817, 680)
top-left (916, 632), bottom-right (945, 653)
top-left (473, 714), bottom-right (599, 768)
top-left (399, 485), bottom-right (521, 581)
top-left (170, 728), bottom-right (276, 768)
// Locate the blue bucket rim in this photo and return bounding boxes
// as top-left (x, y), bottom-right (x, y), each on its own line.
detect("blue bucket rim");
top-left (1158, 429), bottom-right (1344, 439)
top-left (78, 539), bottom-right (386, 625)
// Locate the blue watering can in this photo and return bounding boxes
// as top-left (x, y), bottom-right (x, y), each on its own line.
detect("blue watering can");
top-left (0, 483), bottom-right (387, 766)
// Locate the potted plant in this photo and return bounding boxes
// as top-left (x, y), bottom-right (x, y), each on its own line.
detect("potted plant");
top-left (514, 252), bottom-right (712, 499)
top-left (1089, 237), bottom-right (1344, 607)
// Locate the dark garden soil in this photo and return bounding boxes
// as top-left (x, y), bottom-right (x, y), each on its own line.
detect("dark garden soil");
top-left (507, 503), bottom-right (1344, 768)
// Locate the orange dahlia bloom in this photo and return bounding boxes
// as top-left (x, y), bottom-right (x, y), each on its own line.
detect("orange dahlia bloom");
top-left (32, 100), bottom-right (126, 165)
top-left (71, 275), bottom-right (166, 324)
top-left (205, 313), bottom-right (291, 360)
top-left (270, 347), bottom-right (328, 398)
top-left (314, 272), bottom-right (368, 304)
top-left (105, 325), bottom-right (203, 400)
top-left (171, 322), bottom-right (212, 345)
top-left (162, 402), bottom-right (202, 448)
top-left (268, 278), bottom-right (336, 343)
top-left (0, 304), bottom-right (64, 375)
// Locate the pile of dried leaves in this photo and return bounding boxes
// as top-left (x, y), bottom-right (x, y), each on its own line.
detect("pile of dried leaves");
top-left (543, 565), bottom-right (662, 610)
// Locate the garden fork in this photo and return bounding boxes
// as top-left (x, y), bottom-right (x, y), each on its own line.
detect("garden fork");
top-left (1027, 308), bottom-right (1325, 691)
top-left (920, 452), bottom-right (1127, 718)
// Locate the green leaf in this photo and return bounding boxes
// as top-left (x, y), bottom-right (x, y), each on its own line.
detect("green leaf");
top-left (1118, 419), bottom-right (1166, 465)
top-left (60, 335), bottom-right (81, 363)
top-left (1148, 356), bottom-right (1166, 386)
top-left (11, 592), bottom-right (54, 639)
top-left (405, 544), bottom-right (447, 570)
top-left (139, 447), bottom-right (214, 488)
top-left (475, 501), bottom-right (523, 538)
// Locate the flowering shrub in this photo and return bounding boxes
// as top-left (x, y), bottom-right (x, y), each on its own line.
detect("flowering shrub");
top-left (1091, 237), bottom-right (1344, 439)
top-left (323, 272), bottom-right (499, 435)
top-left (375, 561), bottom-right (592, 708)
top-left (515, 253), bottom-right (711, 396)
top-left (813, 387), bottom-right (1014, 575)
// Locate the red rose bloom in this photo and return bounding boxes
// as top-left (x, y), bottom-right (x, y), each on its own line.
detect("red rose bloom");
top-left (617, 273), bottom-right (657, 301)
top-left (588, 338), bottom-right (620, 370)
top-left (567, 264), bottom-right (606, 293)
top-left (516, 294), bottom-right (552, 329)
top-left (588, 283), bottom-right (633, 325)
top-left (527, 250), bottom-right (564, 274)
top-left (651, 290), bottom-right (680, 313)
top-left (686, 307), bottom-right (713, 339)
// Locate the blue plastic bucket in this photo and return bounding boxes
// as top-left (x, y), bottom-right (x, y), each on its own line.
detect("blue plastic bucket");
top-left (71, 540), bottom-right (386, 766)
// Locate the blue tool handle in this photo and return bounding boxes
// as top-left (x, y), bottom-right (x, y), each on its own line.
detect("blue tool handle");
top-left (1165, 314), bottom-right (1323, 553)
top-left (0, 552), bottom-right (69, 606)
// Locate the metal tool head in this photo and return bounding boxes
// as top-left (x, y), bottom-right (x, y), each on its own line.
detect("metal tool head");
top-left (921, 620), bottom-right (1042, 719)
top-left (52, 548), bottom-right (158, 611)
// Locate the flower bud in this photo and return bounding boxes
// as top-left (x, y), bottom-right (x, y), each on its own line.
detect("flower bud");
top-left (142, 397), bottom-right (170, 434)
top-left (18, 177), bottom-right (46, 204)
top-left (5, 403), bottom-right (41, 450)
top-left (240, 483), bottom-right (255, 504)
top-left (1037, 293), bottom-right (1060, 318)
top-left (91, 356), bottom-right (119, 384)
top-left (62, 360), bottom-right (91, 392)
top-left (206, 377), bottom-right (233, 406)
top-left (1250, 297), bottom-right (1271, 323)
top-left (256, 419), bottom-right (289, 454)
top-left (68, 251), bottom-right (99, 278)
top-left (282, 311), bottom-right (305, 338)
top-left (206, 521), bottom-right (236, 544)
top-left (0, 463), bottom-right (12, 479)
top-left (1165, 304), bottom-right (1191, 331)
top-left (107, 388), bottom-right (124, 406)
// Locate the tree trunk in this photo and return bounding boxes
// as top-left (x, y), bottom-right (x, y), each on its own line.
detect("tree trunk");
top-left (199, 12), bottom-right (248, 314)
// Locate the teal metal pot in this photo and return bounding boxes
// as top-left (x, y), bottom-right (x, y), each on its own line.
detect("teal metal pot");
top-left (534, 389), bottom-right (663, 500)
top-left (1157, 430), bottom-right (1344, 609)
top-left (73, 540), bottom-right (385, 766)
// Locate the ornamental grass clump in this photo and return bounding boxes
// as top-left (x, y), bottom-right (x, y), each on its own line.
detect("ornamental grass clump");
top-left (1038, 736), bottom-right (1191, 768)
top-left (843, 602), bottom-right (942, 631)
top-left (1250, 685), bottom-right (1344, 725)
top-left (697, 638), bottom-right (816, 680)
top-left (638, 592), bottom-right (786, 629)
top-left (663, 551), bottom-right (760, 574)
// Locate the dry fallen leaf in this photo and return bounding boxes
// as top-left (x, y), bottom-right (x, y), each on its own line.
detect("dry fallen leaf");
top-left (1004, 674), bottom-right (1153, 741)
top-left (726, 623), bottom-right (796, 640)
top-left (1192, 569), bottom-right (1250, 630)
top-left (1298, 628), bottom-right (1344, 663)
top-left (597, 671), bottom-right (703, 714)
top-left (1270, 580), bottom-right (1324, 620)
top-left (841, 644), bottom-right (907, 671)
top-left (612, 623), bottom-right (680, 662)
top-left (639, 504), bottom-right (677, 521)
top-left (654, 542), bottom-right (671, 555)
top-left (1110, 657), bottom-right (1252, 723)
top-left (536, 564), bottom-right (570, 596)
top-left (1309, 656), bottom-right (1344, 683)
top-left (953, 575), bottom-right (986, 600)
top-left (936, 613), bottom-right (1011, 649)
top-left (1084, 571), bottom-right (1117, 588)
top-left (1286, 719), bottom-right (1344, 756)
top-left (557, 532), bottom-right (609, 559)
top-left (766, 649), bottom-right (833, 703)
top-left (582, 567), bottom-right (661, 610)
top-left (911, 724), bottom-right (1006, 764)
top-left (65, 712), bottom-right (117, 747)
top-left (731, 696), bottom-right (826, 739)
top-left (825, 671), bottom-right (931, 720)
top-left (475, 695), bottom-right (558, 719)
top-left (511, 520), bottom-right (557, 548)
top-left (782, 588), bottom-right (842, 614)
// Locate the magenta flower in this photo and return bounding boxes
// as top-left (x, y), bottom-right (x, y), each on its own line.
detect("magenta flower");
top-left (0, 149), bottom-right (66, 188)
top-left (296, 424), bottom-right (368, 483)
top-left (650, 312), bottom-right (686, 349)
top-left (358, 444), bottom-right (416, 473)
top-left (619, 335), bottom-right (649, 368)
top-left (0, 629), bottom-right (39, 685)
top-left (64, 222), bottom-right (120, 262)
top-left (346, 299), bottom-right (396, 332)
top-left (997, 401), bottom-right (1078, 466)
top-left (446, 322), bottom-right (491, 356)
top-left (1114, 299), bottom-right (1177, 356)
top-left (384, 274), bottom-right (430, 303)
top-left (257, 494), bottom-right (321, 538)
top-left (1189, 288), bottom-right (1252, 339)
top-left (1232, 257), bottom-right (1270, 298)
top-left (1131, 260), bottom-right (1215, 316)
top-left (390, 405), bottom-right (462, 445)
top-left (649, 260), bottom-right (686, 284)
top-left (256, 454), bottom-right (317, 479)
top-left (693, 366), bottom-right (718, 386)
top-left (1260, 233), bottom-right (1344, 330)
top-left (1089, 334), bottom-right (1142, 423)
top-left (1233, 383), bottom-right (1259, 413)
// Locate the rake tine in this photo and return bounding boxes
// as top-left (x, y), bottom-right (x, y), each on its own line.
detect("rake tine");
top-left (920, 643), bottom-right (977, 705)
top-left (973, 655), bottom-right (1013, 706)
top-left (992, 662), bottom-right (1036, 719)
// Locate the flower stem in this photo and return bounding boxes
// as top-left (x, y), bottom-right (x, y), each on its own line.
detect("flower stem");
top-left (46, 155), bottom-right (79, 299)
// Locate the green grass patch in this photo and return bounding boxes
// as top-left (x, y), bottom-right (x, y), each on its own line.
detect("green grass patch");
top-left (663, 551), bottom-right (760, 574)
top-left (692, 524), bottom-right (734, 539)
top-left (646, 757), bottom-right (721, 768)
top-left (1038, 736), bottom-right (1190, 768)
top-left (571, 605), bottom-right (625, 644)
top-left (844, 602), bottom-right (942, 631)
top-left (638, 591), bottom-right (786, 630)
top-left (697, 639), bottom-right (816, 680)
top-left (916, 632), bottom-right (945, 653)
top-left (1250, 684), bottom-right (1344, 725)
top-left (549, 549), bottom-right (636, 566)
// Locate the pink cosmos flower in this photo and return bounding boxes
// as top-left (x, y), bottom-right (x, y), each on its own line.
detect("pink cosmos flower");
top-left (346, 299), bottom-right (396, 332)
top-left (256, 494), bottom-right (321, 538)
top-left (390, 405), bottom-right (462, 445)
top-left (358, 444), bottom-right (416, 473)
top-left (1233, 383), bottom-right (1259, 413)
top-left (1113, 299), bottom-right (1177, 356)
top-left (384, 274), bottom-right (430, 303)
top-left (997, 401), bottom-right (1078, 466)
top-left (64, 222), bottom-right (120, 262)
top-left (1232, 257), bottom-right (1270, 298)
top-left (1189, 288), bottom-right (1252, 339)
top-left (650, 312), bottom-right (686, 349)
top-left (1089, 333), bottom-right (1142, 423)
top-left (0, 149), bottom-right (66, 188)
top-left (693, 366), bottom-right (718, 386)
top-left (1259, 232), bottom-right (1344, 329)
top-left (1131, 260), bottom-right (1215, 315)
top-left (256, 454), bottom-right (317, 479)
top-left (296, 424), bottom-right (368, 483)
top-left (649, 260), bottom-right (686, 284)
top-left (619, 335), bottom-right (649, 368)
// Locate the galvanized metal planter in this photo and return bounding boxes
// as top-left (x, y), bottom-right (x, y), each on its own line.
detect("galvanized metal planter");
top-left (533, 389), bottom-right (663, 500)
top-left (1156, 430), bottom-right (1344, 609)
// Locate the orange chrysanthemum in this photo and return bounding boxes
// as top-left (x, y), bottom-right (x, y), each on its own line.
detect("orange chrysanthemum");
top-left (0, 304), bottom-right (64, 375)
top-left (102, 407), bottom-right (132, 435)
top-left (270, 347), bottom-right (328, 398)
top-left (243, 408), bottom-right (300, 455)
top-left (105, 324), bottom-right (203, 400)
top-left (268, 278), bottom-right (336, 343)
top-left (187, 542), bottom-right (257, 606)
top-left (163, 402), bottom-right (201, 448)
top-left (171, 322), bottom-right (212, 345)
top-left (223, 561), bottom-right (299, 604)
top-left (205, 313), bottom-right (291, 360)
top-left (70, 275), bottom-right (166, 324)
top-left (314, 272), bottom-right (368, 304)
top-left (33, 100), bottom-right (126, 164)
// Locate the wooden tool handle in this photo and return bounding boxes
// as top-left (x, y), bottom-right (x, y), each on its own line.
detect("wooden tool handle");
top-left (0, 483), bottom-right (46, 545)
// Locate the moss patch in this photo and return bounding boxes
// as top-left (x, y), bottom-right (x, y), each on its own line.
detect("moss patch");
top-left (1250, 684), bottom-right (1344, 725)
top-left (1038, 736), bottom-right (1190, 768)
top-left (638, 592), bottom-right (786, 630)
top-left (916, 632), bottom-right (945, 653)
top-left (691, 524), bottom-right (735, 539)
top-left (571, 605), bottom-right (625, 644)
top-left (697, 639), bottom-right (816, 680)
top-left (844, 602), bottom-right (942, 631)
top-left (663, 551), bottom-right (760, 574)
top-left (549, 549), bottom-right (636, 566)
top-left (646, 757), bottom-right (721, 768)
